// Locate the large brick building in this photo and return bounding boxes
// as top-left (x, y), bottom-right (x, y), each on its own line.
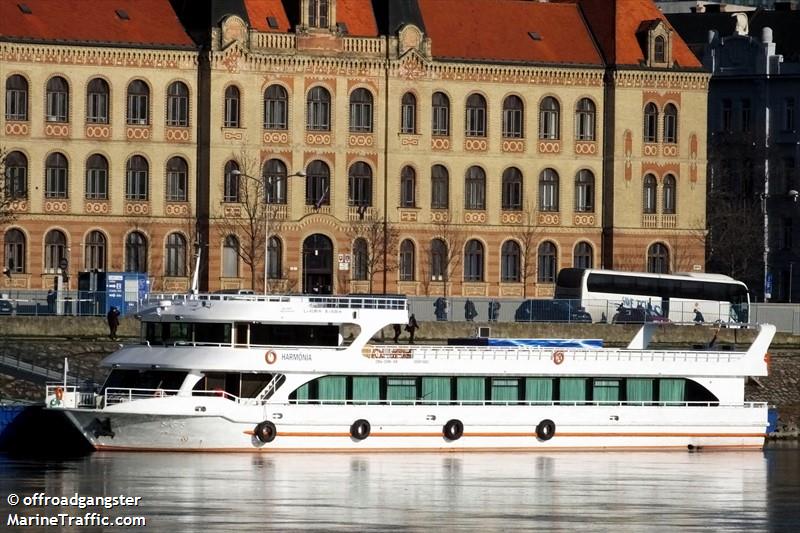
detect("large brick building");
top-left (1, 0), bottom-right (709, 296)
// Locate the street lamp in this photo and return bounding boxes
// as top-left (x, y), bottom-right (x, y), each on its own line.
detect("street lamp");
top-left (231, 167), bottom-right (306, 294)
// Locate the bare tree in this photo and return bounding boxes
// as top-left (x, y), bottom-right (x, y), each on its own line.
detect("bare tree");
top-left (431, 210), bottom-right (466, 296)
top-left (706, 195), bottom-right (763, 290)
top-left (0, 147), bottom-right (20, 225)
top-left (346, 209), bottom-right (399, 293)
top-left (513, 203), bottom-right (544, 298)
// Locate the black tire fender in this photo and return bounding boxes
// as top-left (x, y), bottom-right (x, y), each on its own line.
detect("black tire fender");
top-left (443, 419), bottom-right (464, 441)
top-left (254, 420), bottom-right (277, 443)
top-left (350, 419), bottom-right (371, 440)
top-left (536, 419), bottom-right (556, 441)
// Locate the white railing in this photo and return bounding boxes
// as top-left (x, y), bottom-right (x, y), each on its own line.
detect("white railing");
top-left (45, 384), bottom-right (96, 409)
top-left (251, 32), bottom-right (295, 50)
top-left (286, 399), bottom-right (767, 408)
top-left (342, 36), bottom-right (385, 55)
top-left (102, 387), bottom-right (269, 407)
top-left (144, 293), bottom-right (408, 311)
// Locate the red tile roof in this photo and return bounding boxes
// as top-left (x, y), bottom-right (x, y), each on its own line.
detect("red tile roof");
top-left (0, 0), bottom-right (194, 48)
top-left (244, 0), bottom-right (291, 33)
top-left (417, 0), bottom-right (603, 65)
top-left (577, 0), bottom-right (701, 68)
top-left (336, 0), bottom-right (379, 37)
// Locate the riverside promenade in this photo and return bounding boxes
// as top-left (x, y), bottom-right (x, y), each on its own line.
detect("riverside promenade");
top-left (1, 316), bottom-right (798, 437)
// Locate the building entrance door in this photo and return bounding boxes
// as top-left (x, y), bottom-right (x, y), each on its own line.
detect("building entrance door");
top-left (302, 233), bottom-right (333, 294)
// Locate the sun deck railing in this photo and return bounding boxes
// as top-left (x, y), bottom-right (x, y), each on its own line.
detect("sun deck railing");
top-left (285, 399), bottom-right (767, 408)
top-left (144, 293), bottom-right (407, 311)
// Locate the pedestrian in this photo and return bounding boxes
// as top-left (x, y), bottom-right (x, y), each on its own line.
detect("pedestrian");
top-left (464, 299), bottom-right (477, 321)
top-left (392, 324), bottom-right (402, 343)
top-left (434, 297), bottom-right (448, 321)
top-left (693, 304), bottom-right (704, 325)
top-left (46, 289), bottom-right (56, 315)
top-left (405, 314), bottom-right (420, 344)
top-left (106, 306), bottom-right (121, 340)
top-left (488, 299), bottom-right (501, 322)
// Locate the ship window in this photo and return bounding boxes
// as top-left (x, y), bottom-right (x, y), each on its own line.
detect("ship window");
top-left (294, 382), bottom-right (311, 401)
top-left (626, 378), bottom-right (653, 403)
top-left (317, 376), bottom-right (346, 403)
top-left (102, 369), bottom-right (187, 392)
top-left (491, 378), bottom-right (520, 403)
top-left (194, 323), bottom-right (232, 345)
top-left (593, 379), bottom-right (620, 403)
top-left (387, 377), bottom-right (417, 404)
top-left (457, 377), bottom-right (485, 403)
top-left (659, 378), bottom-right (685, 403)
top-left (143, 322), bottom-right (191, 345)
top-left (422, 377), bottom-right (451, 403)
top-left (353, 376), bottom-right (380, 403)
top-left (559, 378), bottom-right (586, 402)
top-left (525, 378), bottom-right (553, 402)
top-left (249, 323), bottom-right (339, 346)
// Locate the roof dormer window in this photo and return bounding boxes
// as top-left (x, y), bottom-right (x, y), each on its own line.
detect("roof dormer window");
top-left (309, 0), bottom-right (329, 28)
top-left (641, 20), bottom-right (673, 68)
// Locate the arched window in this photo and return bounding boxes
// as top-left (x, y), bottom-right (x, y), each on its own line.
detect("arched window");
top-left (573, 242), bottom-right (593, 269)
top-left (400, 166), bottom-right (416, 207)
top-left (166, 157), bottom-right (188, 202)
top-left (125, 155), bottom-right (149, 200)
top-left (465, 166), bottom-right (486, 210)
top-left (267, 236), bottom-right (282, 280)
top-left (348, 161), bottom-right (372, 207)
top-left (430, 239), bottom-right (447, 281)
top-left (501, 240), bottom-right (521, 282)
top-left (263, 159), bottom-right (288, 204)
top-left (643, 174), bottom-right (657, 214)
top-left (5, 74), bottom-right (28, 121)
top-left (401, 92), bottom-right (416, 134)
top-left (85, 154), bottom-right (108, 200)
top-left (399, 240), bottom-right (415, 281)
top-left (4, 229), bottom-right (25, 273)
top-left (647, 243), bottom-right (670, 274)
top-left (126, 79), bottom-right (149, 125)
top-left (166, 81), bottom-right (189, 127)
top-left (308, 0), bottom-right (329, 27)
top-left (264, 85), bottom-right (288, 129)
top-left (44, 230), bottom-right (67, 272)
top-left (46, 76), bottom-right (69, 122)
top-left (306, 160), bottom-right (330, 206)
top-left (663, 104), bottom-right (678, 144)
top-left (222, 235), bottom-right (239, 278)
top-left (45, 152), bottom-right (68, 198)
top-left (539, 168), bottom-right (559, 212)
top-left (349, 88), bottom-right (373, 133)
top-left (352, 238), bottom-right (368, 281)
top-left (537, 241), bottom-right (557, 283)
top-left (125, 232), bottom-right (148, 273)
top-left (224, 85), bottom-right (240, 128)
top-left (223, 160), bottom-right (240, 203)
top-left (85, 230), bottom-right (106, 271)
top-left (654, 35), bottom-right (666, 63)
top-left (465, 93), bottom-right (486, 137)
top-left (644, 103), bottom-right (658, 143)
top-left (165, 233), bottom-right (187, 276)
top-left (306, 86), bottom-right (330, 131)
top-left (539, 97), bottom-right (560, 140)
top-left (502, 95), bottom-right (523, 138)
top-left (663, 174), bottom-right (676, 214)
top-left (575, 98), bottom-right (596, 141)
top-left (431, 164), bottom-right (449, 209)
top-left (502, 167), bottom-right (522, 210)
top-left (5, 151), bottom-right (28, 198)
top-left (432, 92), bottom-right (450, 136)
top-left (463, 239), bottom-right (484, 282)
top-left (575, 169), bottom-right (594, 212)
top-left (86, 78), bottom-right (109, 124)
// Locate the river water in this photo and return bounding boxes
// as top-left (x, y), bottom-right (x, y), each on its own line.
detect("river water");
top-left (1, 443), bottom-right (798, 531)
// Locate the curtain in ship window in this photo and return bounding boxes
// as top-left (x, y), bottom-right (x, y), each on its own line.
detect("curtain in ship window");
top-left (626, 378), bottom-right (653, 404)
top-left (457, 377), bottom-right (485, 403)
top-left (559, 378), bottom-right (586, 403)
top-left (525, 378), bottom-right (553, 403)
top-left (317, 376), bottom-right (346, 403)
top-left (491, 378), bottom-right (519, 403)
top-left (659, 379), bottom-right (685, 403)
top-left (421, 377), bottom-right (451, 403)
top-left (294, 383), bottom-right (310, 402)
top-left (592, 379), bottom-right (620, 403)
top-left (352, 376), bottom-right (380, 403)
top-left (387, 378), bottom-right (416, 404)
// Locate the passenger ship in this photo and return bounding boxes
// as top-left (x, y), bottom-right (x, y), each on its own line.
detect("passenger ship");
top-left (46, 293), bottom-right (775, 451)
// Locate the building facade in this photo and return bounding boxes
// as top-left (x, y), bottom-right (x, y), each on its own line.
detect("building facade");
top-left (2, 0), bottom-right (709, 297)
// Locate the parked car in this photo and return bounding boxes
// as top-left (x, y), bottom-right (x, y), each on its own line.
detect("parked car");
top-left (611, 304), bottom-right (670, 324)
top-left (514, 300), bottom-right (592, 323)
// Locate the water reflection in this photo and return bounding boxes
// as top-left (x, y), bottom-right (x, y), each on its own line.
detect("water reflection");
top-left (1, 447), bottom-right (797, 531)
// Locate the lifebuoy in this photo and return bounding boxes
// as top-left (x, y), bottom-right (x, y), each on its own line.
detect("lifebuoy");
top-left (265, 350), bottom-right (277, 365)
top-left (254, 420), bottom-right (277, 443)
top-left (552, 350), bottom-right (565, 365)
top-left (443, 419), bottom-right (464, 441)
top-left (350, 419), bottom-right (371, 440)
top-left (536, 419), bottom-right (556, 441)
